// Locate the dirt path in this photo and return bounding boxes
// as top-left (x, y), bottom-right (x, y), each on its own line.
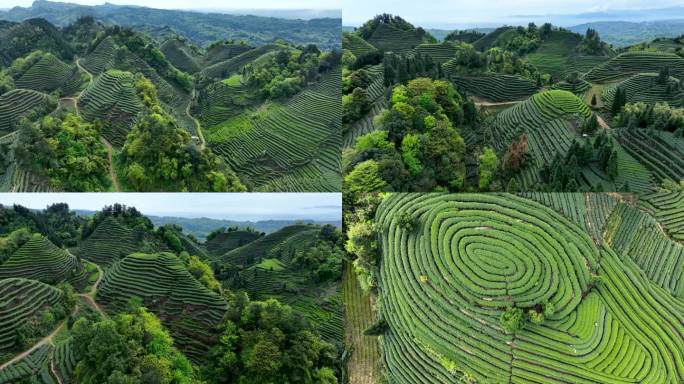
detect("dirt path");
top-left (50, 358), bottom-right (63, 384)
top-left (0, 131), bottom-right (18, 142)
top-left (100, 137), bottom-right (120, 192)
top-left (76, 260), bottom-right (107, 319)
top-left (186, 89), bottom-right (205, 150)
top-left (0, 257), bottom-right (106, 376)
top-left (57, 58), bottom-right (91, 117)
top-left (75, 58), bottom-right (93, 88)
top-left (0, 305), bottom-right (78, 370)
top-left (474, 100), bottom-right (522, 107)
top-left (597, 115), bottom-right (611, 130)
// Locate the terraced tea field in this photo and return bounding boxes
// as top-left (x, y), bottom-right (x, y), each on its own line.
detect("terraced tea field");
top-left (343, 32), bottom-right (378, 56)
top-left (526, 30), bottom-right (612, 79)
top-left (210, 70), bottom-right (342, 191)
top-left (78, 70), bottom-right (143, 146)
top-left (0, 278), bottom-right (63, 354)
top-left (602, 73), bottom-right (683, 107)
top-left (345, 16), bottom-right (683, 193)
top-left (584, 51), bottom-right (684, 82)
top-left (639, 189), bottom-right (684, 242)
top-left (343, 262), bottom-right (380, 384)
top-left (0, 17), bottom-right (341, 192)
top-left (97, 252), bottom-right (228, 360)
top-left (205, 230), bottom-right (262, 257)
top-left (366, 23), bottom-right (423, 53)
top-left (0, 89), bottom-right (53, 136)
top-left (220, 224), bottom-right (344, 347)
top-left (490, 90), bottom-right (591, 188)
top-left (76, 217), bottom-right (142, 267)
top-left (618, 129), bottom-right (684, 184)
top-left (449, 74), bottom-right (538, 102)
top-left (371, 193), bottom-right (684, 384)
top-left (0, 235), bottom-right (87, 288)
top-left (13, 53), bottom-right (83, 95)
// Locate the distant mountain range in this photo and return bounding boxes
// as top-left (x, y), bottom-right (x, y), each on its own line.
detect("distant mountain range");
top-left (147, 216), bottom-right (341, 240)
top-left (73, 210), bottom-right (341, 240)
top-left (568, 20), bottom-right (684, 47)
top-left (0, 0), bottom-right (341, 49)
top-left (191, 8), bottom-right (341, 20)
top-left (346, 18), bottom-right (684, 47)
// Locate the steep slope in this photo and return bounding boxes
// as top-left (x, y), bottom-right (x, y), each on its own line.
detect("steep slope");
top-left (76, 216), bottom-right (142, 267)
top-left (0, 235), bottom-right (86, 287)
top-left (96, 252), bottom-right (228, 361)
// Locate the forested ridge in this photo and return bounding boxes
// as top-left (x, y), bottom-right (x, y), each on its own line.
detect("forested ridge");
top-left (0, 202), bottom-right (345, 383)
top-left (0, 15), bottom-right (341, 192)
top-left (343, 14), bottom-right (684, 194)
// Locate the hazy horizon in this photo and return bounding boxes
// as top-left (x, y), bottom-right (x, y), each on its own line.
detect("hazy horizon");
top-left (343, 1), bottom-right (684, 29)
top-left (1, 0), bottom-right (341, 11)
top-left (0, 193), bottom-right (342, 221)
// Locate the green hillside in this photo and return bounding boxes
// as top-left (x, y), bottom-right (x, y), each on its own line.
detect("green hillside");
top-left (367, 23), bottom-right (424, 53)
top-left (219, 224), bottom-right (344, 348)
top-left (210, 69), bottom-right (342, 191)
top-left (12, 52), bottom-right (83, 95)
top-left (205, 229), bottom-right (262, 257)
top-left (489, 90), bottom-right (592, 188)
top-left (76, 216), bottom-right (142, 267)
top-left (160, 38), bottom-right (201, 74)
top-left (344, 13), bottom-right (684, 193)
top-left (0, 89), bottom-right (54, 136)
top-left (222, 224), bottom-right (317, 266)
top-left (0, 202), bottom-right (344, 383)
top-left (472, 26), bottom-right (516, 51)
top-left (343, 32), bottom-right (377, 56)
top-left (0, 278), bottom-right (63, 354)
top-left (0, 234), bottom-right (87, 288)
top-left (526, 30), bottom-right (612, 79)
top-left (0, 17), bottom-right (341, 192)
top-left (363, 192), bottom-right (684, 384)
top-left (585, 51), bottom-right (684, 82)
top-left (0, 0), bottom-right (341, 50)
top-left (602, 73), bottom-right (683, 107)
top-left (451, 74), bottom-right (539, 102)
top-left (78, 70), bottom-right (143, 146)
top-left (97, 252), bottom-right (228, 360)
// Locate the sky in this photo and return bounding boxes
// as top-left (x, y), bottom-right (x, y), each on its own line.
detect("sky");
top-left (0, 193), bottom-right (342, 221)
top-left (343, 0), bottom-right (684, 28)
top-left (1, 0), bottom-right (341, 10)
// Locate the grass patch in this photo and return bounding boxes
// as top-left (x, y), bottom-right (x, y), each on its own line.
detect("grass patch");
top-left (255, 258), bottom-right (285, 271)
top-left (221, 74), bottom-right (243, 87)
top-left (584, 84), bottom-right (606, 109)
top-left (206, 112), bottom-right (254, 144)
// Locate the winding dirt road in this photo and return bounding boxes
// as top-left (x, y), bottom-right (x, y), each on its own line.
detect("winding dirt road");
top-left (50, 358), bottom-right (63, 384)
top-left (474, 100), bottom-right (522, 107)
top-left (596, 115), bottom-right (611, 130)
top-left (186, 89), bottom-right (205, 150)
top-left (0, 305), bottom-right (78, 370)
top-left (78, 262), bottom-right (107, 319)
top-left (75, 58), bottom-right (93, 88)
top-left (100, 137), bottom-right (120, 192)
top-left (58, 58), bottom-right (91, 117)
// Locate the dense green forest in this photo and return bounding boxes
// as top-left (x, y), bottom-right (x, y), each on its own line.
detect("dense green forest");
top-left (343, 14), bottom-right (684, 194)
top-left (0, 202), bottom-right (344, 383)
top-left (0, 0), bottom-right (341, 50)
top-left (0, 14), bottom-right (341, 192)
